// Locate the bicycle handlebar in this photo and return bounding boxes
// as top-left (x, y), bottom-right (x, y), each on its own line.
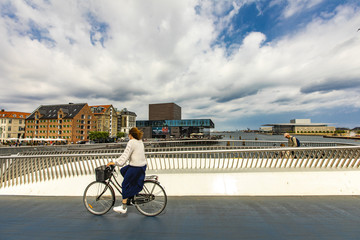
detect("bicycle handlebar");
top-left (106, 164), bottom-right (116, 172)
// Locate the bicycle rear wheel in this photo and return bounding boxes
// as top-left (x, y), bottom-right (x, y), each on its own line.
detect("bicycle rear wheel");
top-left (83, 181), bottom-right (115, 215)
top-left (134, 180), bottom-right (167, 216)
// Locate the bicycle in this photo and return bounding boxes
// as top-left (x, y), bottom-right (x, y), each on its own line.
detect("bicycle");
top-left (83, 165), bottom-right (167, 217)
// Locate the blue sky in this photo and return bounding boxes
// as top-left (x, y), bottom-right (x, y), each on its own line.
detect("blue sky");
top-left (0, 0), bottom-right (360, 130)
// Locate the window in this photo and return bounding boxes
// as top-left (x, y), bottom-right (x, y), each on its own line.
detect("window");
top-left (8, 119), bottom-right (12, 124)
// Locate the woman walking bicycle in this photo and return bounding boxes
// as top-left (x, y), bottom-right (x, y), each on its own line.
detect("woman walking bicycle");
top-left (107, 127), bottom-right (147, 214)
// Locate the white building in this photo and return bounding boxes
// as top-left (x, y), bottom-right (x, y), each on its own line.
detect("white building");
top-left (0, 110), bottom-right (30, 143)
top-left (263, 119), bottom-right (335, 135)
top-left (117, 108), bottom-right (137, 134)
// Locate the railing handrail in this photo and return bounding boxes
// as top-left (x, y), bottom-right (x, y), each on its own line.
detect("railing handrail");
top-left (2, 144), bottom-right (360, 189)
top-left (1, 145), bottom-right (360, 159)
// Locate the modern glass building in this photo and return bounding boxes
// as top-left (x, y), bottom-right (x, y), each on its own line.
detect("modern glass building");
top-left (137, 119), bottom-right (214, 128)
top-left (137, 103), bottom-right (215, 139)
top-left (136, 119), bottom-right (215, 138)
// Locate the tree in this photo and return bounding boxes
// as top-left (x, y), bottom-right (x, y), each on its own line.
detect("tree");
top-left (89, 131), bottom-right (109, 142)
top-left (117, 132), bottom-right (126, 138)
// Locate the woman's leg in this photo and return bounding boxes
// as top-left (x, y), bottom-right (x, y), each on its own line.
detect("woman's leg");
top-left (113, 165), bottom-right (131, 214)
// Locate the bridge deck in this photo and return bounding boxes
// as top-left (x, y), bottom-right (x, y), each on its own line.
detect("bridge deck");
top-left (1, 196), bottom-right (360, 240)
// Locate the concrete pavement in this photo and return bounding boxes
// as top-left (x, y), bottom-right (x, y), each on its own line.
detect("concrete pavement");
top-left (1, 196), bottom-right (360, 240)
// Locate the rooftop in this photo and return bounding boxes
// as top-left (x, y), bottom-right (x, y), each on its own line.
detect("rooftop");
top-left (27, 103), bottom-right (87, 120)
top-left (0, 110), bottom-right (30, 119)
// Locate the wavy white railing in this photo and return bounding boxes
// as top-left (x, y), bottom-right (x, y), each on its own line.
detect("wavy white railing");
top-left (0, 139), bottom-right (352, 156)
top-left (1, 146), bottom-right (360, 188)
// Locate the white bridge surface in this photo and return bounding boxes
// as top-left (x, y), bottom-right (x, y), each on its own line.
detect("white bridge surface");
top-left (1, 168), bottom-right (359, 196)
top-left (1, 143), bottom-right (360, 196)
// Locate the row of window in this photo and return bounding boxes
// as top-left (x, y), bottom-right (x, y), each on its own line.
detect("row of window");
top-left (27, 125), bottom-right (73, 128)
top-left (28, 119), bottom-right (72, 123)
top-left (26, 136), bottom-right (72, 139)
top-left (0, 119), bottom-right (23, 124)
top-left (27, 130), bottom-right (72, 134)
top-left (27, 130), bottom-right (91, 135)
top-left (1, 114), bottom-right (25, 118)
top-left (27, 120), bottom-right (95, 125)
top-left (1, 126), bottom-right (24, 131)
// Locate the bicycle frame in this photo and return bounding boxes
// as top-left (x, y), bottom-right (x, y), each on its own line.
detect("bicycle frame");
top-left (96, 169), bottom-right (162, 206)
top-left (102, 171), bottom-right (123, 198)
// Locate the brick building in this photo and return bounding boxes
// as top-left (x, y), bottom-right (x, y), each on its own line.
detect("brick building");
top-left (25, 103), bottom-right (96, 143)
top-left (149, 103), bottom-right (181, 120)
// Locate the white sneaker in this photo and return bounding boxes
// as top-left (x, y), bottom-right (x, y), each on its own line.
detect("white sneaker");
top-left (113, 205), bottom-right (127, 214)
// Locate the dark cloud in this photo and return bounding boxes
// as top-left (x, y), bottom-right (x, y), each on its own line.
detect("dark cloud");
top-left (272, 97), bottom-right (293, 105)
top-left (0, 93), bottom-right (60, 103)
top-left (211, 88), bottom-right (259, 103)
top-left (70, 87), bottom-right (147, 102)
top-left (301, 78), bottom-right (360, 94)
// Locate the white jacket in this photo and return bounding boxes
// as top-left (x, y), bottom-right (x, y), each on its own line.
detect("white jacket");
top-left (115, 139), bottom-right (147, 167)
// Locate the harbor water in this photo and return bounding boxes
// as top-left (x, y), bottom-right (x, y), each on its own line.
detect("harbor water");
top-left (213, 131), bottom-right (360, 145)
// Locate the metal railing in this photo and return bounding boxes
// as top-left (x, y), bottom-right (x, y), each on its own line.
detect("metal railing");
top-left (0, 139), bottom-right (353, 156)
top-left (1, 145), bottom-right (360, 188)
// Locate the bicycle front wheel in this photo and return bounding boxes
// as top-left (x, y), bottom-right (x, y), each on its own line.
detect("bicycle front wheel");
top-left (135, 181), bottom-right (167, 216)
top-left (83, 181), bottom-right (115, 215)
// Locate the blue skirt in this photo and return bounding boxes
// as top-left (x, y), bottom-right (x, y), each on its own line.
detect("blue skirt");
top-left (120, 165), bottom-right (147, 199)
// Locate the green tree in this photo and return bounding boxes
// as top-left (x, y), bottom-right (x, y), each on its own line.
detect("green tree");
top-left (89, 131), bottom-right (109, 142)
top-left (117, 132), bottom-right (126, 138)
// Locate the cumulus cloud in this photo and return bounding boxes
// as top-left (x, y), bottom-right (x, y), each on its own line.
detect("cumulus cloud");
top-left (0, 0), bottom-right (360, 129)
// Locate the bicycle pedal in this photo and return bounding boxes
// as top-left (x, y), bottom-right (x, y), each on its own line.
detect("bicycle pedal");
top-left (126, 198), bottom-right (134, 206)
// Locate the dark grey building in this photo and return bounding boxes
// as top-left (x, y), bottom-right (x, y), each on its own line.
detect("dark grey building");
top-left (149, 103), bottom-right (181, 121)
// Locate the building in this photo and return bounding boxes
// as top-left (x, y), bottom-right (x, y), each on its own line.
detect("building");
top-left (90, 105), bottom-right (118, 137)
top-left (263, 119), bottom-right (336, 135)
top-left (117, 108), bottom-right (137, 134)
top-left (149, 103), bottom-right (181, 120)
top-left (25, 103), bottom-right (96, 143)
top-left (0, 110), bottom-right (30, 143)
top-left (137, 103), bottom-right (215, 139)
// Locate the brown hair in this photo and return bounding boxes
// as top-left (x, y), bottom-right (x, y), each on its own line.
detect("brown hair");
top-left (129, 127), bottom-right (143, 140)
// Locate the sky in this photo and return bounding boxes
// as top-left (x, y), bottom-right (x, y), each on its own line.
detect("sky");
top-left (1, 0), bottom-right (360, 131)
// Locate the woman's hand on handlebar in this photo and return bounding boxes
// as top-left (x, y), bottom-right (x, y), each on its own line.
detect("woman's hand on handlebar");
top-left (106, 162), bottom-right (116, 171)
top-left (107, 162), bottom-right (115, 167)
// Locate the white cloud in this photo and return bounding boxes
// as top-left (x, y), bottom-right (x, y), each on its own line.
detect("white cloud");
top-left (282, 0), bottom-right (324, 18)
top-left (0, 0), bottom-right (360, 129)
